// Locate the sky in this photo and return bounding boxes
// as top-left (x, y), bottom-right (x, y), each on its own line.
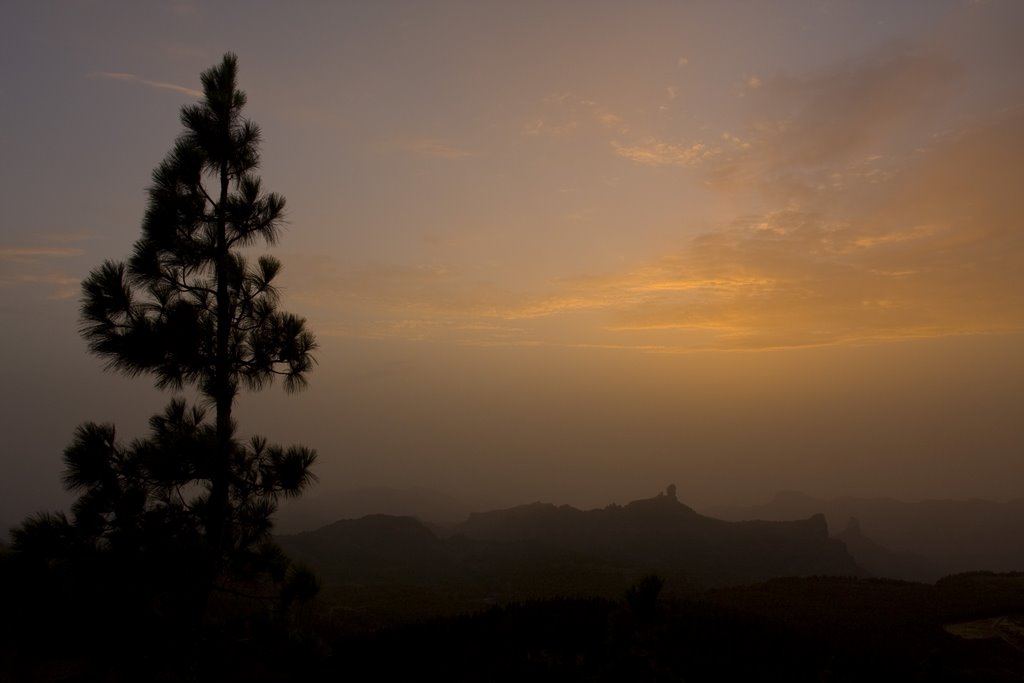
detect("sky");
top-left (2, 1), bottom-right (1023, 525)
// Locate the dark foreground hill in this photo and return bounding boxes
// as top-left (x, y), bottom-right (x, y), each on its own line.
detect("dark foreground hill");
top-left (329, 574), bottom-right (1024, 682)
top-left (6, 570), bottom-right (1023, 681)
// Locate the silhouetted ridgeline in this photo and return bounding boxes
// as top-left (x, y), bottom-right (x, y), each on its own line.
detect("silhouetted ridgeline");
top-left (715, 491), bottom-right (1024, 581)
top-left (277, 487), bottom-right (862, 628)
top-left (835, 516), bottom-right (933, 581)
top-left (275, 485), bottom-right (482, 534)
top-left (453, 487), bottom-right (860, 581)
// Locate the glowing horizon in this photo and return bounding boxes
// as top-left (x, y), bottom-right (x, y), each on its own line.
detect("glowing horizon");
top-left (2, 1), bottom-right (1022, 522)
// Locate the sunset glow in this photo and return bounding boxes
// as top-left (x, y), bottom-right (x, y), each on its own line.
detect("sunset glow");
top-left (2, 1), bottom-right (1022, 521)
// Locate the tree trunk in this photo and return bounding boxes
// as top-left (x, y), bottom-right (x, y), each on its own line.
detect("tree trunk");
top-left (210, 158), bottom-right (232, 565)
top-left (197, 151), bottom-right (234, 640)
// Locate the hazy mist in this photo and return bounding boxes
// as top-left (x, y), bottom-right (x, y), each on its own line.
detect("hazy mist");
top-left (2, 1), bottom-right (1023, 525)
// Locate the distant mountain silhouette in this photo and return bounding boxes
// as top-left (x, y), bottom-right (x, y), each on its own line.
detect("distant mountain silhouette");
top-left (713, 491), bottom-right (1024, 581)
top-left (277, 486), bottom-right (863, 626)
top-left (834, 517), bottom-right (932, 581)
top-left (454, 486), bottom-right (861, 582)
top-left (274, 485), bottom-right (489, 534)
top-left (280, 514), bottom-right (448, 580)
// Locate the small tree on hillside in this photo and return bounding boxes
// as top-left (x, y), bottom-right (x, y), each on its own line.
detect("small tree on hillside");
top-left (12, 54), bottom-right (319, 639)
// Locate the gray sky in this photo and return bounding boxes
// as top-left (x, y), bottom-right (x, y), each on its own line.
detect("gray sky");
top-left (2, 1), bottom-right (1023, 524)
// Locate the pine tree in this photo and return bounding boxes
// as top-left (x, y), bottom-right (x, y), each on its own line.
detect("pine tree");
top-left (78, 52), bottom-right (317, 572)
top-left (0, 57), bottom-right (325, 656)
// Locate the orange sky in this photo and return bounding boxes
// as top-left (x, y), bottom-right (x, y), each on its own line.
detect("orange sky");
top-left (1, 1), bottom-right (1022, 522)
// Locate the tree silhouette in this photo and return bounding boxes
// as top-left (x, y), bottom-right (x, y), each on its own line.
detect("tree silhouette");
top-left (81, 52), bottom-right (316, 562)
top-left (625, 574), bottom-right (664, 622)
top-left (80, 51), bottom-right (315, 565)
top-left (11, 54), bottom-right (319, 647)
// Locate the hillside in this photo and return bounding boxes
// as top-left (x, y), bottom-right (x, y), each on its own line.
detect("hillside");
top-left (326, 574), bottom-right (1024, 682)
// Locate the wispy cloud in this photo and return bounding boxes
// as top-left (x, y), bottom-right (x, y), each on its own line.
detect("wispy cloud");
top-left (612, 138), bottom-right (715, 168)
top-left (525, 93), bottom-right (628, 139)
top-left (0, 247), bottom-right (82, 262)
top-left (705, 50), bottom-right (956, 195)
top-left (92, 72), bottom-right (202, 98)
top-left (566, 108), bottom-right (1024, 349)
top-left (0, 241), bottom-right (89, 299)
top-left (1, 274), bottom-right (81, 300)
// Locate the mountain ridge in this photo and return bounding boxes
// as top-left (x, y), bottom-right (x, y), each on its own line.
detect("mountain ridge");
top-left (712, 490), bottom-right (1024, 580)
top-left (278, 485), bottom-right (864, 624)
top-left (451, 486), bottom-right (858, 581)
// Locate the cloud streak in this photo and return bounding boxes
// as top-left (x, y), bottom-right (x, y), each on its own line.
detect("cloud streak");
top-left (0, 242), bottom-right (88, 299)
top-left (0, 274), bottom-right (81, 300)
top-left (92, 72), bottom-right (202, 98)
top-left (0, 247), bottom-right (82, 261)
